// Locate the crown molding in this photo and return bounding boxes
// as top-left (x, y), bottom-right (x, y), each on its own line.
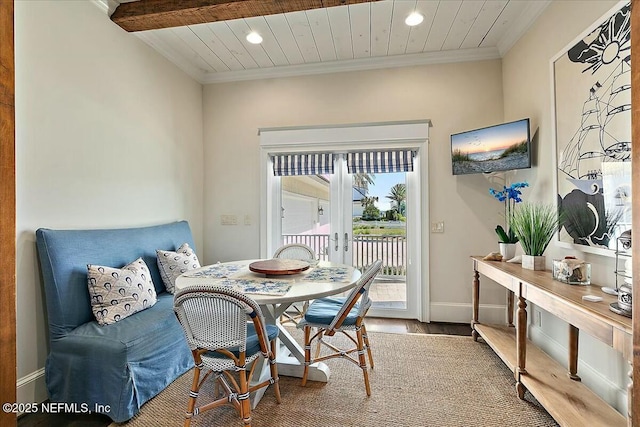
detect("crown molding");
top-left (92, 0), bottom-right (109, 14)
top-left (134, 32), bottom-right (208, 83)
top-left (497, 0), bottom-right (551, 56)
top-left (200, 47), bottom-right (501, 84)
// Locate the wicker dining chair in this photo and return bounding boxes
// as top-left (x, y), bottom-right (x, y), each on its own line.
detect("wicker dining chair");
top-left (273, 243), bottom-right (316, 262)
top-left (297, 260), bottom-right (382, 396)
top-left (273, 243), bottom-right (317, 324)
top-left (173, 285), bottom-right (281, 427)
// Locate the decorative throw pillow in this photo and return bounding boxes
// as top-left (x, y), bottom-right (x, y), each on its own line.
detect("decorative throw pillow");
top-left (157, 243), bottom-right (201, 294)
top-left (87, 258), bottom-right (157, 326)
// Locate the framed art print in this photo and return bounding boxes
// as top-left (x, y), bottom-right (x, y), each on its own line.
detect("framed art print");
top-left (552, 1), bottom-right (631, 255)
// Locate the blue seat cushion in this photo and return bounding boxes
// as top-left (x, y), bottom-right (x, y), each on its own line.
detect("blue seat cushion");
top-left (206, 323), bottom-right (279, 359)
top-left (246, 323), bottom-right (279, 355)
top-left (303, 297), bottom-right (360, 326)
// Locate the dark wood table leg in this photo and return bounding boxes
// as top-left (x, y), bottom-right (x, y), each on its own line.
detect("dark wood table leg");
top-left (507, 290), bottom-right (514, 327)
top-left (515, 283), bottom-right (527, 399)
top-left (471, 266), bottom-right (479, 341)
top-left (568, 325), bottom-right (581, 381)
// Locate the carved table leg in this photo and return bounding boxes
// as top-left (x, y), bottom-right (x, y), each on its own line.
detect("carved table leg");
top-left (568, 325), bottom-right (581, 381)
top-left (507, 290), bottom-right (514, 327)
top-left (515, 286), bottom-right (527, 399)
top-left (471, 268), bottom-right (479, 341)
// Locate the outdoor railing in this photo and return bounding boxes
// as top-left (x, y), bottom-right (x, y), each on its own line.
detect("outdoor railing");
top-left (282, 234), bottom-right (406, 279)
top-left (282, 234), bottom-right (330, 258)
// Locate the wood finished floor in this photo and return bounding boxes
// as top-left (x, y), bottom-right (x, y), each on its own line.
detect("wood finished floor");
top-left (17, 319), bottom-right (470, 427)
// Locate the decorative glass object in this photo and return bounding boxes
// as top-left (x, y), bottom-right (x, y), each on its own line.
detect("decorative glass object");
top-left (553, 258), bottom-right (591, 285)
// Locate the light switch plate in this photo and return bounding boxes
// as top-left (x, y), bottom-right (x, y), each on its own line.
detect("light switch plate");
top-left (431, 221), bottom-right (444, 233)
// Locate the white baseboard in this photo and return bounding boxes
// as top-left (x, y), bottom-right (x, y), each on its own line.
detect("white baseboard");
top-left (17, 368), bottom-right (48, 406)
top-left (429, 302), bottom-right (506, 324)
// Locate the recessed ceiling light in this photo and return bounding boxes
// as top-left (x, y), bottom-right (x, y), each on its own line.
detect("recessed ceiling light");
top-left (246, 31), bottom-right (263, 44)
top-left (405, 11), bottom-right (424, 26)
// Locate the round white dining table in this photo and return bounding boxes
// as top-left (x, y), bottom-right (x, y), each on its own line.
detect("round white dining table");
top-left (175, 259), bottom-right (361, 406)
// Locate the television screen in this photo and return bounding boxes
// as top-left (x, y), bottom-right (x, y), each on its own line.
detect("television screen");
top-left (451, 118), bottom-right (531, 175)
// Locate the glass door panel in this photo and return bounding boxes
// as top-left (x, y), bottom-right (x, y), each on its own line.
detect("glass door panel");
top-left (281, 175), bottom-right (331, 259)
top-left (352, 172), bottom-right (407, 311)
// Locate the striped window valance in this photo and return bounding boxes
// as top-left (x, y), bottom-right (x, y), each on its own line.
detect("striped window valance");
top-left (347, 150), bottom-right (416, 174)
top-left (271, 153), bottom-right (334, 176)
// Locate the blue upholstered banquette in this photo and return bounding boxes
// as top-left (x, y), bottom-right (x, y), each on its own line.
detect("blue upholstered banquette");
top-left (35, 221), bottom-right (195, 422)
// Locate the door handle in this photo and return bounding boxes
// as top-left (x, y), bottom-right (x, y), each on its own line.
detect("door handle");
top-left (344, 233), bottom-right (349, 252)
top-left (334, 232), bottom-right (339, 252)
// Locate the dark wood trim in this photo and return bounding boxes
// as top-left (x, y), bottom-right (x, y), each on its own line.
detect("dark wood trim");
top-left (0, 0), bottom-right (16, 426)
top-left (111, 0), bottom-right (381, 32)
top-left (632, 1), bottom-right (640, 425)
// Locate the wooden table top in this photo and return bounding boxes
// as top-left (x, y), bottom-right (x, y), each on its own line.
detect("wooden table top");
top-left (471, 256), bottom-right (631, 333)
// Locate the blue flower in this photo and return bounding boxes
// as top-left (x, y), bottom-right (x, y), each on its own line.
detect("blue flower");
top-left (489, 182), bottom-right (529, 243)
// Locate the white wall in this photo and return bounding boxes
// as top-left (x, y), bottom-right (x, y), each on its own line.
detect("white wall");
top-left (502, 0), bottom-right (628, 413)
top-left (14, 1), bottom-right (204, 403)
top-left (202, 60), bottom-right (508, 322)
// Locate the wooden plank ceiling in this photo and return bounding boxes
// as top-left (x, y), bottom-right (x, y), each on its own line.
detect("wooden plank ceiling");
top-left (106, 0), bottom-right (549, 83)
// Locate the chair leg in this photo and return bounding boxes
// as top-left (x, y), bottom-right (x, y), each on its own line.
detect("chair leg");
top-left (356, 326), bottom-right (371, 396)
top-left (238, 368), bottom-right (252, 427)
top-left (314, 329), bottom-right (323, 359)
top-left (361, 324), bottom-right (374, 369)
top-left (270, 340), bottom-right (282, 403)
top-left (301, 325), bottom-right (311, 387)
top-left (184, 366), bottom-right (201, 427)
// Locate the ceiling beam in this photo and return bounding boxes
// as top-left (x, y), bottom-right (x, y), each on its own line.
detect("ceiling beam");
top-left (111, 0), bottom-right (381, 32)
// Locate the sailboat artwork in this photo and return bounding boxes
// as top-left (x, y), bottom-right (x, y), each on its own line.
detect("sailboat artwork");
top-left (554, 1), bottom-right (631, 251)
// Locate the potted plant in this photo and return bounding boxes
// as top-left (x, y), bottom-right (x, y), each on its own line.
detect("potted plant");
top-left (509, 202), bottom-right (562, 270)
top-left (489, 182), bottom-right (528, 260)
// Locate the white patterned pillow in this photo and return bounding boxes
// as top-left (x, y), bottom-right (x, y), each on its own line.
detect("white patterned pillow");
top-left (156, 243), bottom-right (201, 294)
top-left (87, 258), bottom-right (157, 326)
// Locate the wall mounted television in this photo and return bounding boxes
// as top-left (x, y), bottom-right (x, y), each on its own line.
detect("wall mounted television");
top-left (451, 118), bottom-right (531, 175)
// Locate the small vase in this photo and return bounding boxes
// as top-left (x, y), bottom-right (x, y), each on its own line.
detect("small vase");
top-left (498, 243), bottom-right (516, 261)
top-left (522, 255), bottom-right (545, 270)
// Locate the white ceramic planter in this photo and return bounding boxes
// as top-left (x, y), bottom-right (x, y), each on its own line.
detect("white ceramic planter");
top-left (498, 243), bottom-right (516, 261)
top-left (522, 255), bottom-right (545, 270)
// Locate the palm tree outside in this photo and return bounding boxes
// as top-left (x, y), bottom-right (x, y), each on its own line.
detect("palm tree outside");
top-left (386, 183), bottom-right (406, 216)
top-left (353, 173), bottom-right (375, 192)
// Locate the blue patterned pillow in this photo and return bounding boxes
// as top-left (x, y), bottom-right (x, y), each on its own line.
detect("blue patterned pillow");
top-left (87, 258), bottom-right (157, 326)
top-left (156, 243), bottom-right (201, 293)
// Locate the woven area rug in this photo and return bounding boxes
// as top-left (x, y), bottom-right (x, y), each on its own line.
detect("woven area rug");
top-left (111, 332), bottom-right (558, 427)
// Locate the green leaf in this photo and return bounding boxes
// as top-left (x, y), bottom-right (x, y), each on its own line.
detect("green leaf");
top-left (510, 202), bottom-right (561, 256)
top-left (495, 225), bottom-right (509, 243)
top-left (496, 225), bottom-right (519, 243)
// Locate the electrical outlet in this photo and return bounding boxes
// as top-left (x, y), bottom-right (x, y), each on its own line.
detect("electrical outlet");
top-left (221, 215), bottom-right (237, 225)
top-left (244, 215), bottom-right (251, 225)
